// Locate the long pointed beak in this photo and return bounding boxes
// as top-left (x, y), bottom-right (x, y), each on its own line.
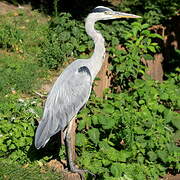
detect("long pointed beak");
top-left (113, 12), bottom-right (141, 18)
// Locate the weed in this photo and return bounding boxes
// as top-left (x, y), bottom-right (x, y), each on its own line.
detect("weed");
top-left (76, 78), bottom-right (180, 179)
top-left (0, 93), bottom-right (42, 163)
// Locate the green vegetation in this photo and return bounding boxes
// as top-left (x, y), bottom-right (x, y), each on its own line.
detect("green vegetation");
top-left (76, 77), bottom-right (180, 179)
top-left (0, 1), bottom-right (180, 179)
top-left (0, 94), bottom-right (42, 163)
top-left (0, 9), bottom-right (49, 95)
top-left (0, 159), bottom-right (62, 179)
top-left (117, 0), bottom-right (180, 25)
top-left (75, 20), bottom-right (180, 179)
top-left (39, 13), bottom-right (93, 69)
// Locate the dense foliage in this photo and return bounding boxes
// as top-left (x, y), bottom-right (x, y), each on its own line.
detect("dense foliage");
top-left (39, 13), bottom-right (93, 69)
top-left (117, 0), bottom-right (180, 25)
top-left (0, 94), bottom-right (42, 163)
top-left (74, 17), bottom-right (180, 179)
top-left (0, 1), bottom-right (179, 179)
top-left (76, 77), bottom-right (180, 179)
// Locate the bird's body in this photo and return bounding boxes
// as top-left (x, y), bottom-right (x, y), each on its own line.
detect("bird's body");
top-left (35, 12), bottom-right (106, 149)
top-left (35, 59), bottom-right (93, 148)
top-left (35, 6), bottom-right (140, 177)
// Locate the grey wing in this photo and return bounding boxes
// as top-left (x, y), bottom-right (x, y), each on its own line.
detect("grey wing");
top-left (35, 66), bottom-right (92, 149)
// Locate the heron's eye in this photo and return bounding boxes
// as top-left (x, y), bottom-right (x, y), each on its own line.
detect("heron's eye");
top-left (104, 11), bottom-right (112, 15)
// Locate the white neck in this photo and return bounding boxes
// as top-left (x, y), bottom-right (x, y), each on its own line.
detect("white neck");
top-left (85, 15), bottom-right (106, 79)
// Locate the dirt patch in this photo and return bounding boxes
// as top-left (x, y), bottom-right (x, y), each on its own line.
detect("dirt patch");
top-left (46, 159), bottom-right (82, 180)
top-left (162, 174), bottom-right (180, 180)
top-left (0, 1), bottom-right (31, 15)
top-left (0, 2), bottom-right (17, 15)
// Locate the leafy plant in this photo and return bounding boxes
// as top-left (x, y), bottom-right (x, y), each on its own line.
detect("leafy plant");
top-left (0, 23), bottom-right (23, 52)
top-left (107, 21), bottom-right (162, 89)
top-left (74, 19), bottom-right (179, 180)
top-left (117, 0), bottom-right (180, 25)
top-left (0, 3), bottom-right (179, 179)
top-left (0, 94), bottom-right (42, 164)
top-left (39, 13), bottom-right (93, 69)
top-left (76, 78), bottom-right (180, 179)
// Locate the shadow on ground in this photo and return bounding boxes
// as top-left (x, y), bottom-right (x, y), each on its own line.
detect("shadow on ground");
top-left (27, 132), bottom-right (62, 162)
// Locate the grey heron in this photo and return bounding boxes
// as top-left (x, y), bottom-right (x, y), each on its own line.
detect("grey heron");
top-left (35, 6), bottom-right (140, 177)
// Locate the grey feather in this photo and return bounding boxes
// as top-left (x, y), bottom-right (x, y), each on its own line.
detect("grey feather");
top-left (35, 60), bottom-right (92, 149)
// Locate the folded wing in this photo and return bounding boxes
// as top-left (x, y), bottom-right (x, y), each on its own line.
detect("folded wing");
top-left (35, 66), bottom-right (92, 149)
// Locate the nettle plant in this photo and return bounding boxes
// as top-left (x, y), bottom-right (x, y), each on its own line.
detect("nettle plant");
top-left (108, 22), bottom-right (162, 89)
top-left (75, 22), bottom-right (180, 179)
top-left (0, 94), bottom-right (42, 164)
top-left (76, 80), bottom-right (180, 179)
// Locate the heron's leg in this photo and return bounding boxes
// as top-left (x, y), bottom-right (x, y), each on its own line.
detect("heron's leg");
top-left (65, 117), bottom-right (76, 170)
top-left (65, 118), bottom-right (95, 179)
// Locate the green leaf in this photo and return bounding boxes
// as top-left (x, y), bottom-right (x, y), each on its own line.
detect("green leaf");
top-left (173, 130), bottom-right (180, 141)
top-left (139, 100), bottom-right (145, 104)
top-left (134, 126), bottom-right (145, 134)
top-left (132, 22), bottom-right (141, 29)
top-left (78, 44), bottom-right (86, 52)
top-left (132, 27), bottom-right (138, 37)
top-left (123, 31), bottom-right (133, 39)
top-left (135, 36), bottom-right (144, 45)
top-left (171, 115), bottom-right (180, 129)
top-left (157, 150), bottom-right (168, 163)
top-left (141, 24), bottom-right (150, 29)
top-left (103, 104), bottom-right (114, 114)
top-left (87, 128), bottom-right (100, 144)
top-left (147, 151), bottom-right (157, 161)
top-left (77, 120), bottom-right (86, 131)
top-left (143, 54), bottom-right (154, 60)
top-left (104, 147), bottom-right (130, 162)
top-left (59, 31), bottom-right (71, 41)
top-left (137, 154), bottom-right (144, 164)
top-left (9, 144), bottom-right (16, 150)
top-left (149, 33), bottom-right (163, 39)
top-left (76, 133), bottom-right (87, 146)
top-left (110, 163), bottom-right (125, 177)
top-left (92, 115), bottom-right (98, 125)
top-left (118, 150), bottom-right (132, 162)
top-left (111, 37), bottom-right (119, 46)
top-left (147, 46), bottom-right (156, 53)
top-left (102, 159), bottom-right (111, 166)
top-left (158, 105), bottom-right (165, 113)
top-left (160, 93), bottom-right (169, 100)
top-left (98, 115), bottom-right (117, 130)
top-left (99, 141), bottom-right (110, 152)
top-left (134, 79), bottom-right (145, 88)
top-left (151, 42), bottom-right (158, 46)
top-left (141, 30), bottom-right (150, 35)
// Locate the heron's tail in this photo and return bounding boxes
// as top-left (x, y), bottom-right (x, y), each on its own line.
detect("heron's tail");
top-left (35, 118), bottom-right (50, 149)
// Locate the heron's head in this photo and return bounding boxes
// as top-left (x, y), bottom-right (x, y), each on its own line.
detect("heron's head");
top-left (90, 6), bottom-right (141, 21)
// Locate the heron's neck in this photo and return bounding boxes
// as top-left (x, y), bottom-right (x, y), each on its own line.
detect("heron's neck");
top-left (85, 17), bottom-right (106, 79)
